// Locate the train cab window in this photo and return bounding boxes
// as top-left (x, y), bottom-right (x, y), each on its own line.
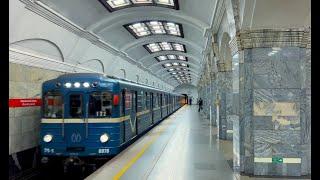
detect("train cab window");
top-left (43, 92), bottom-right (63, 118)
top-left (89, 92), bottom-right (112, 117)
top-left (70, 94), bottom-right (83, 118)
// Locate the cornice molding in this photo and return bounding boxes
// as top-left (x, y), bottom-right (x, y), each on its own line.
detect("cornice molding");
top-left (9, 47), bottom-right (100, 74)
top-left (238, 28), bottom-right (311, 49)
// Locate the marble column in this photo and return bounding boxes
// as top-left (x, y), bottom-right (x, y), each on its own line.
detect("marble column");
top-left (235, 29), bottom-right (311, 176)
top-left (216, 70), bottom-right (233, 140)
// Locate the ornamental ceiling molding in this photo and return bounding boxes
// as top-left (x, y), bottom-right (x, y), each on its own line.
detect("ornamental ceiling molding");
top-left (237, 28), bottom-right (311, 49)
top-left (20, 0), bottom-right (175, 88)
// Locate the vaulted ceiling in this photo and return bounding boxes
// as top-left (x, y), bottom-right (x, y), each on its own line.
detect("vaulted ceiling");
top-left (37, 0), bottom-right (217, 87)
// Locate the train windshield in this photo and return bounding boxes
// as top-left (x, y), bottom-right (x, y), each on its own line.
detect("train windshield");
top-left (69, 94), bottom-right (83, 118)
top-left (43, 92), bottom-right (63, 118)
top-left (89, 92), bottom-right (112, 117)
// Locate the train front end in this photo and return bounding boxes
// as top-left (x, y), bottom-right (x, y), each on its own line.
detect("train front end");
top-left (40, 74), bottom-right (122, 165)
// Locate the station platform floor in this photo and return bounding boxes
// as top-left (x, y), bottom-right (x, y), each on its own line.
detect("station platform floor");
top-left (85, 105), bottom-right (310, 180)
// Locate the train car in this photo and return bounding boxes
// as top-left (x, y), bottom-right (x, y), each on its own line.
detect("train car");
top-left (40, 73), bottom-right (184, 167)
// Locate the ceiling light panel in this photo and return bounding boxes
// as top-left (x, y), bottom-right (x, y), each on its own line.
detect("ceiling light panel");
top-left (146, 43), bottom-right (161, 53)
top-left (125, 21), bottom-right (183, 38)
top-left (144, 42), bottom-right (186, 53)
top-left (131, 0), bottom-right (153, 4)
top-left (105, 0), bottom-right (131, 8)
top-left (100, 0), bottom-right (179, 12)
top-left (155, 55), bottom-right (188, 62)
top-left (162, 62), bottom-right (189, 71)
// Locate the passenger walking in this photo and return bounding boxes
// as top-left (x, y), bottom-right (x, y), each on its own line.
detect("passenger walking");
top-left (198, 98), bottom-right (203, 112)
top-left (189, 98), bottom-right (192, 105)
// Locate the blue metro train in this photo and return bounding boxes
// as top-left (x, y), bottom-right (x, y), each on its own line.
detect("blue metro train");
top-left (40, 73), bottom-right (185, 165)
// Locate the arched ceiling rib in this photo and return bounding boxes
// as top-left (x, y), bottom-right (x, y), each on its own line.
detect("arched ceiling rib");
top-left (147, 60), bottom-right (200, 70)
top-left (138, 51), bottom-right (203, 65)
top-left (155, 67), bottom-right (198, 77)
top-left (88, 9), bottom-right (208, 33)
top-left (120, 36), bottom-right (203, 53)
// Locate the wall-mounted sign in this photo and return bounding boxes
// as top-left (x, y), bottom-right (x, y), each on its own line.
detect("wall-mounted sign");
top-left (272, 157), bottom-right (283, 164)
top-left (9, 98), bottom-right (42, 108)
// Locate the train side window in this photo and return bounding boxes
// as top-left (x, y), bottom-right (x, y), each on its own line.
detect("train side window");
top-left (137, 91), bottom-right (143, 112)
top-left (43, 91), bottom-right (63, 118)
top-left (125, 91), bottom-right (132, 114)
top-left (70, 94), bottom-right (83, 118)
top-left (89, 92), bottom-right (112, 117)
top-left (145, 92), bottom-right (148, 110)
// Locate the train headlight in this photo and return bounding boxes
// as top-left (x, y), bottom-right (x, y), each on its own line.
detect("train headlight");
top-left (74, 82), bottom-right (81, 88)
top-left (43, 134), bottom-right (53, 143)
top-left (65, 82), bottom-right (72, 88)
top-left (100, 133), bottom-right (109, 143)
top-left (83, 82), bottom-right (90, 88)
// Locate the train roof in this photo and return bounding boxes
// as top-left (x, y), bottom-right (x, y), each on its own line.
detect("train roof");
top-left (52, 73), bottom-right (182, 96)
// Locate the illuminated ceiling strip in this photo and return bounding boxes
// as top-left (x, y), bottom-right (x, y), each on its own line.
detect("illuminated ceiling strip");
top-left (124, 21), bottom-right (183, 39)
top-left (155, 55), bottom-right (188, 62)
top-left (99, 0), bottom-right (179, 12)
top-left (144, 42), bottom-right (186, 53)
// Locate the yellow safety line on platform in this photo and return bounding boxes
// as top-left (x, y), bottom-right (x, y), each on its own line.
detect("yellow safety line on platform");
top-left (113, 133), bottom-right (160, 180)
top-left (113, 106), bottom-right (186, 180)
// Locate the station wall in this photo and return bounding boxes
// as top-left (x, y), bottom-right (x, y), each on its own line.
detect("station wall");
top-left (9, 63), bottom-right (64, 155)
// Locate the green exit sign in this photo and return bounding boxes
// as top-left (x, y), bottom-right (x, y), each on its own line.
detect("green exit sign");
top-left (272, 157), bottom-right (283, 164)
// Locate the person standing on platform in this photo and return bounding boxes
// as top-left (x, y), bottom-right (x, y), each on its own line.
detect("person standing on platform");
top-left (198, 98), bottom-right (203, 112)
top-left (189, 98), bottom-right (192, 105)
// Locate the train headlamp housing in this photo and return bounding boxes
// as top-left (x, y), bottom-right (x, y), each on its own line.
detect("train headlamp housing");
top-left (83, 82), bottom-right (90, 88)
top-left (100, 133), bottom-right (109, 143)
top-left (43, 134), bottom-right (53, 143)
top-left (65, 82), bottom-right (72, 88)
top-left (74, 82), bottom-right (81, 88)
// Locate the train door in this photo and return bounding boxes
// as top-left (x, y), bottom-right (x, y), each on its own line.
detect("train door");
top-left (160, 94), bottom-right (163, 118)
top-left (166, 95), bottom-right (170, 115)
top-left (151, 93), bottom-right (154, 124)
top-left (131, 90), bottom-right (138, 136)
top-left (65, 93), bottom-right (86, 149)
top-left (121, 89), bottom-right (126, 143)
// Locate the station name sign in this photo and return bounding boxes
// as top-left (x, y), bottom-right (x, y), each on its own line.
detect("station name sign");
top-left (9, 98), bottom-right (42, 108)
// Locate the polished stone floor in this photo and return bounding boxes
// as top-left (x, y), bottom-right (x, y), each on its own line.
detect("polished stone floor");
top-left (86, 105), bottom-right (310, 180)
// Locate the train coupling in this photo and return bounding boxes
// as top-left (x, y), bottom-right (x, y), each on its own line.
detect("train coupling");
top-left (63, 157), bottom-right (85, 173)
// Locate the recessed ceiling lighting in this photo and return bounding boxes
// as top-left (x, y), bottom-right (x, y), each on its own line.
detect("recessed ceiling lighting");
top-left (144, 42), bottom-right (186, 53)
top-left (105, 0), bottom-right (131, 8)
top-left (100, 0), bottom-right (179, 12)
top-left (125, 21), bottom-right (183, 38)
top-left (177, 55), bottom-right (186, 60)
top-left (155, 54), bottom-right (188, 62)
top-left (131, 0), bottom-right (153, 4)
top-left (168, 55), bottom-right (176, 59)
top-left (154, 0), bottom-right (175, 6)
top-left (146, 43), bottom-right (161, 52)
top-left (164, 63), bottom-right (172, 67)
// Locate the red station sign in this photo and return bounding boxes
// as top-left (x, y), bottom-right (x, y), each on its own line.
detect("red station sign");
top-left (9, 98), bottom-right (42, 108)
